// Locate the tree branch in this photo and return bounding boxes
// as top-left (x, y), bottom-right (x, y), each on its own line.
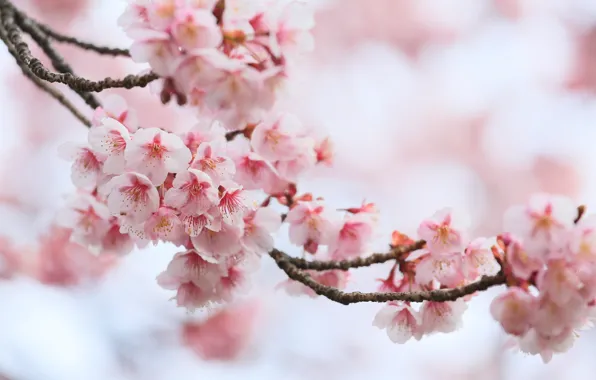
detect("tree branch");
top-left (269, 248), bottom-right (506, 305)
top-left (287, 240), bottom-right (426, 271)
top-left (13, 9), bottom-right (100, 109)
top-left (0, 0), bottom-right (158, 94)
top-left (0, 18), bottom-right (91, 126)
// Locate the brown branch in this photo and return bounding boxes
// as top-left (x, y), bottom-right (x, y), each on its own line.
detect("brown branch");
top-left (0, 18), bottom-right (91, 126)
top-left (287, 240), bottom-right (426, 271)
top-left (269, 248), bottom-right (506, 305)
top-left (0, 0), bottom-right (158, 94)
top-left (13, 9), bottom-right (100, 109)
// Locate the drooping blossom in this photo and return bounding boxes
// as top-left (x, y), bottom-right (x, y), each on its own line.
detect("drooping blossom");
top-left (373, 302), bottom-right (423, 343)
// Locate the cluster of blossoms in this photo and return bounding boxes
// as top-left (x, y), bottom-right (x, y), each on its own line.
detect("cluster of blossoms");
top-left (38, 0), bottom-right (596, 366)
top-left (119, 0), bottom-right (314, 129)
top-left (491, 194), bottom-right (596, 362)
top-left (57, 90), bottom-right (335, 310)
top-left (373, 209), bottom-right (502, 343)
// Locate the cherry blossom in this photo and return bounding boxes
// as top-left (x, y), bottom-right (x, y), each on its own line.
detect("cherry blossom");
top-left (125, 127), bottom-right (192, 185)
top-left (171, 8), bottom-right (222, 51)
top-left (373, 302), bottom-right (423, 343)
top-left (164, 169), bottom-right (219, 215)
top-left (419, 300), bottom-right (467, 334)
top-left (502, 193), bottom-right (577, 258)
top-left (88, 118), bottom-right (131, 175)
top-left (326, 212), bottom-right (376, 260)
top-left (241, 206), bottom-right (281, 255)
top-left (490, 288), bottom-right (537, 336)
top-left (417, 207), bottom-right (470, 256)
top-left (105, 172), bottom-right (160, 224)
top-left (285, 200), bottom-right (335, 254)
top-left (190, 142), bottom-right (236, 185)
top-left (56, 193), bottom-right (112, 246)
top-left (251, 113), bottom-right (306, 161)
top-left (58, 143), bottom-right (103, 189)
top-left (91, 94), bottom-right (138, 132)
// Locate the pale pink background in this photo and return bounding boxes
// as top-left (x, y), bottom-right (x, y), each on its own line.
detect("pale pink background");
top-left (2, 0), bottom-right (596, 379)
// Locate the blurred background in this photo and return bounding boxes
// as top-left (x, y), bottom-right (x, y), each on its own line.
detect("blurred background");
top-left (2, 0), bottom-right (596, 379)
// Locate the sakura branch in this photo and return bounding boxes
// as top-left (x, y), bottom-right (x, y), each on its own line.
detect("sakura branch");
top-left (269, 248), bottom-right (506, 305)
top-left (2, 0), bottom-right (596, 365)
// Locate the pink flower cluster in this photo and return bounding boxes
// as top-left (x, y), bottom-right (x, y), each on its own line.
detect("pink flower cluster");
top-left (490, 193), bottom-right (596, 362)
top-left (119, 0), bottom-right (314, 129)
top-left (58, 92), bottom-right (331, 310)
top-left (373, 208), bottom-right (501, 343)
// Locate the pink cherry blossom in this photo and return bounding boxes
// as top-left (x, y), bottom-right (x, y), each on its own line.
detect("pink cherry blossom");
top-left (462, 237), bottom-right (501, 279)
top-left (125, 127), bottom-right (192, 185)
top-left (128, 28), bottom-right (179, 76)
top-left (251, 113), bottom-right (306, 161)
top-left (265, 0), bottom-right (315, 56)
top-left (105, 172), bottom-right (160, 224)
top-left (58, 143), bottom-right (103, 189)
top-left (213, 263), bottom-right (253, 302)
top-left (56, 193), bottom-right (111, 246)
top-left (157, 249), bottom-right (227, 290)
top-left (490, 288), bottom-right (537, 336)
top-left (569, 214), bottom-right (596, 263)
top-left (414, 251), bottom-right (465, 288)
top-left (190, 142), bottom-right (236, 185)
top-left (242, 207), bottom-right (282, 255)
top-left (420, 299), bottom-right (467, 334)
top-left (285, 200), bottom-right (335, 254)
top-left (191, 220), bottom-right (244, 262)
top-left (144, 206), bottom-right (184, 242)
top-left (202, 57), bottom-right (263, 113)
top-left (171, 8), bottom-right (222, 51)
top-left (274, 139), bottom-right (317, 181)
top-left (532, 295), bottom-right (584, 338)
top-left (174, 49), bottom-right (227, 94)
top-left (327, 212), bottom-right (375, 260)
top-left (146, 0), bottom-right (178, 31)
top-left (517, 327), bottom-right (576, 363)
top-left (502, 193), bottom-right (577, 258)
top-left (100, 222), bottom-right (135, 255)
top-left (506, 237), bottom-right (544, 281)
top-left (91, 94), bottom-right (138, 132)
top-left (181, 208), bottom-right (219, 237)
top-left (165, 281), bottom-right (215, 311)
top-left (372, 302), bottom-right (423, 343)
top-left (165, 169), bottom-right (219, 215)
top-left (417, 207), bottom-right (469, 256)
top-left (218, 182), bottom-right (247, 225)
top-left (227, 137), bottom-right (283, 192)
top-left (182, 301), bottom-right (260, 361)
top-left (536, 259), bottom-right (584, 306)
top-left (88, 118), bottom-right (131, 175)
top-left (180, 119), bottom-right (227, 155)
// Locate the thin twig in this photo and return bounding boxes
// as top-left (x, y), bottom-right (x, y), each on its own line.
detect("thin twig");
top-left (269, 248), bottom-right (506, 305)
top-left (0, 0), bottom-right (158, 93)
top-left (0, 17), bottom-right (91, 126)
top-left (287, 240), bottom-right (426, 271)
top-left (13, 10), bottom-right (100, 109)
top-left (29, 17), bottom-right (130, 57)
